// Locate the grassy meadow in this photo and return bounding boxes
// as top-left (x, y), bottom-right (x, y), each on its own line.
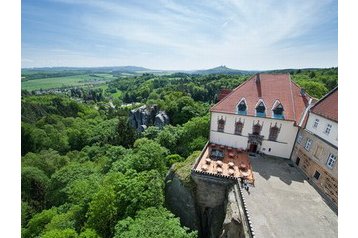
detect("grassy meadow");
top-left (21, 73), bottom-right (116, 91)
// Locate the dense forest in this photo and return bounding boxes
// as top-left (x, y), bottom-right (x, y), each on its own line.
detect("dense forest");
top-left (21, 68), bottom-right (337, 237)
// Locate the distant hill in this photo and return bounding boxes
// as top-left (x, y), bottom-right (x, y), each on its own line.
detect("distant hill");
top-left (192, 66), bottom-right (257, 75)
top-left (262, 68), bottom-right (322, 74)
top-left (22, 66), bottom-right (151, 73)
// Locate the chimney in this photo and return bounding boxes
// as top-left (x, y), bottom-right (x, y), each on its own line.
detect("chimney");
top-left (256, 73), bottom-right (260, 84)
top-left (255, 74), bottom-right (262, 97)
top-left (300, 88), bottom-right (305, 96)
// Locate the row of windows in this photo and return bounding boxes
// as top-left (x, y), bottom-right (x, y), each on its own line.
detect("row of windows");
top-left (237, 99), bottom-right (284, 119)
top-left (296, 134), bottom-right (337, 169)
top-left (313, 118), bottom-right (333, 135)
top-left (217, 119), bottom-right (280, 141)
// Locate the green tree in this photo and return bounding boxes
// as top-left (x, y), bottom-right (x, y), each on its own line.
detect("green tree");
top-left (117, 170), bottom-right (164, 218)
top-left (78, 229), bottom-right (99, 238)
top-left (41, 228), bottom-right (78, 238)
top-left (47, 162), bottom-right (98, 207)
top-left (129, 138), bottom-right (168, 173)
top-left (156, 125), bottom-right (182, 154)
top-left (22, 207), bottom-right (58, 238)
top-left (165, 154), bottom-right (184, 167)
top-left (115, 114), bottom-right (136, 147)
top-left (21, 166), bottom-right (50, 211)
top-left (114, 207), bottom-right (197, 238)
top-left (22, 201), bottom-right (35, 228)
top-left (22, 150), bottom-right (69, 177)
top-left (87, 185), bottom-right (117, 238)
top-left (296, 80), bottom-right (328, 98)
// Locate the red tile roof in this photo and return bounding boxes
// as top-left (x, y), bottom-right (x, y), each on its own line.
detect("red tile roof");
top-left (310, 87), bottom-right (338, 122)
top-left (210, 74), bottom-right (312, 124)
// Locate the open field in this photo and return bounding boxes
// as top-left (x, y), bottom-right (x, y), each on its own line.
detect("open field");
top-left (21, 73), bottom-right (117, 91)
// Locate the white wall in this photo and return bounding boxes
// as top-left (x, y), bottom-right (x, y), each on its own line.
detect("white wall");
top-left (210, 112), bottom-right (299, 158)
top-left (306, 113), bottom-right (338, 147)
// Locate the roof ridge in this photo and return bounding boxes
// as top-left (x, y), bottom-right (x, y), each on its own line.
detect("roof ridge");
top-left (288, 74), bottom-right (297, 123)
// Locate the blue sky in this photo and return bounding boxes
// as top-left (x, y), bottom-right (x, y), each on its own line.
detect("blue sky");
top-left (22, 0), bottom-right (338, 70)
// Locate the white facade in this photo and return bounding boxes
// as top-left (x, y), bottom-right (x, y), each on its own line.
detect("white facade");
top-left (305, 113), bottom-right (338, 147)
top-left (209, 112), bottom-right (299, 159)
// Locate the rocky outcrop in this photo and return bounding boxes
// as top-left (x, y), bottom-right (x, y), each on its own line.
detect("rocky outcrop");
top-left (220, 186), bottom-right (248, 238)
top-left (129, 105), bottom-right (169, 132)
top-left (165, 169), bottom-right (199, 231)
top-left (155, 111), bottom-right (170, 128)
top-left (165, 158), bottom-right (252, 238)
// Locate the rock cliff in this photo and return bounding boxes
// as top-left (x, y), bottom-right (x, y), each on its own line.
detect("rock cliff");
top-left (129, 105), bottom-right (169, 132)
top-left (165, 153), bottom-right (251, 238)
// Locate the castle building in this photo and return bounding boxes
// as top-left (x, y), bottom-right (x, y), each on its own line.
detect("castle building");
top-left (192, 74), bottom-right (315, 185)
top-left (290, 87), bottom-right (338, 205)
top-left (209, 73), bottom-right (314, 158)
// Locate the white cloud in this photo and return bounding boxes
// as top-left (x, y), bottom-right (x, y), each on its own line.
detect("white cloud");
top-left (24, 0), bottom-right (337, 69)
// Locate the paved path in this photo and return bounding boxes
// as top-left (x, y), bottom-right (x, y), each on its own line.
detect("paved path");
top-left (242, 156), bottom-right (337, 238)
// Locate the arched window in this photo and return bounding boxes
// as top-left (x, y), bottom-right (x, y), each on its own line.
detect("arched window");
top-left (237, 100), bottom-right (247, 115)
top-left (272, 103), bottom-right (284, 119)
top-left (269, 125), bottom-right (280, 141)
top-left (218, 118), bottom-right (225, 132)
top-left (235, 121), bottom-right (244, 135)
top-left (256, 101), bottom-right (266, 117)
top-left (252, 123), bottom-right (261, 135)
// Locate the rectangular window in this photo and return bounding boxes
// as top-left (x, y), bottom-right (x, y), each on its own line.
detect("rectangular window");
top-left (326, 154), bottom-right (337, 169)
top-left (313, 170), bottom-right (321, 180)
top-left (324, 124), bottom-right (332, 135)
top-left (268, 126), bottom-right (279, 141)
top-left (234, 122), bottom-right (243, 135)
top-left (304, 138), bottom-right (312, 151)
top-left (297, 134), bottom-right (303, 144)
top-left (313, 119), bottom-right (319, 128)
top-left (217, 119), bottom-right (225, 132)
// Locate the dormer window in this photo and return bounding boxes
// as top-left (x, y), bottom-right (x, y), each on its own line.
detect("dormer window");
top-left (218, 118), bottom-right (225, 132)
top-left (273, 104), bottom-right (284, 119)
top-left (256, 101), bottom-right (266, 117)
top-left (237, 99), bottom-right (247, 115)
top-left (272, 100), bottom-right (284, 119)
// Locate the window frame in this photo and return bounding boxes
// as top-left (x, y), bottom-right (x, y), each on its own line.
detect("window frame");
top-left (234, 121), bottom-right (244, 135)
top-left (272, 102), bottom-right (284, 119)
top-left (252, 123), bottom-right (261, 135)
top-left (324, 124), bottom-right (332, 135)
top-left (255, 102), bottom-right (266, 117)
top-left (304, 138), bottom-right (312, 151)
top-left (217, 118), bottom-right (225, 132)
top-left (313, 170), bottom-right (321, 180)
top-left (313, 118), bottom-right (319, 128)
top-left (297, 134), bottom-right (303, 144)
top-left (237, 101), bottom-right (247, 115)
top-left (268, 125), bottom-right (280, 141)
top-left (326, 153), bottom-right (337, 169)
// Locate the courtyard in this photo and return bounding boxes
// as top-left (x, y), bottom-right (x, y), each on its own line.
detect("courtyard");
top-left (242, 155), bottom-right (338, 238)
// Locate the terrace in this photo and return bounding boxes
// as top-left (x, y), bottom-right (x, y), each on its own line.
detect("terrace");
top-left (192, 143), bottom-right (255, 184)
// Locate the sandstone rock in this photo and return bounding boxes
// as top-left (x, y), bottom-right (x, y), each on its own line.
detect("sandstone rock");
top-left (129, 105), bottom-right (169, 131)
